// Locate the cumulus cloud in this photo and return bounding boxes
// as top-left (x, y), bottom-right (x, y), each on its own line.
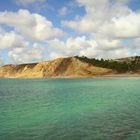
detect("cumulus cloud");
top-left (0, 9), bottom-right (64, 41)
top-left (0, 27), bottom-right (46, 64)
top-left (14, 0), bottom-right (45, 6)
top-left (100, 12), bottom-right (140, 39)
top-left (0, 30), bottom-right (28, 49)
top-left (133, 38), bottom-right (140, 48)
top-left (0, 0), bottom-right (139, 64)
top-left (48, 36), bottom-right (94, 57)
top-left (49, 52), bottom-right (67, 60)
top-left (131, 38), bottom-right (140, 55)
top-left (79, 42), bottom-right (133, 59)
top-left (62, 0), bottom-right (140, 39)
top-left (48, 36), bottom-right (132, 59)
top-left (95, 38), bottom-right (122, 50)
top-left (58, 0), bottom-right (140, 59)
top-left (48, 36), bottom-right (91, 59)
top-left (8, 43), bottom-right (45, 64)
top-left (76, 0), bottom-right (130, 7)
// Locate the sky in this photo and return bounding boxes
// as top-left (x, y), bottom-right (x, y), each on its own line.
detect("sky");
top-left (0, 0), bottom-right (140, 65)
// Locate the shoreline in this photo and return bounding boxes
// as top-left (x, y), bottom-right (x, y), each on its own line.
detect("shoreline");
top-left (0, 74), bottom-right (140, 79)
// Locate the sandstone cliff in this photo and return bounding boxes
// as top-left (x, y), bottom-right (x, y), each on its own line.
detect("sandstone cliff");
top-left (0, 57), bottom-right (113, 78)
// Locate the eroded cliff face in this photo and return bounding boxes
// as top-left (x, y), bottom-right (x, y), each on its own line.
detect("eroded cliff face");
top-left (0, 63), bottom-right (45, 78)
top-left (0, 57), bottom-right (113, 78)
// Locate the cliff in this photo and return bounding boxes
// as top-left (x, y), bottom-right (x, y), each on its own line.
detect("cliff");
top-left (0, 57), bottom-right (113, 78)
top-left (1, 56), bottom-right (140, 78)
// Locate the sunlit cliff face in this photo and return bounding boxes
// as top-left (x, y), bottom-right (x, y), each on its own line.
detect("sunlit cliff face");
top-left (0, 57), bottom-right (113, 78)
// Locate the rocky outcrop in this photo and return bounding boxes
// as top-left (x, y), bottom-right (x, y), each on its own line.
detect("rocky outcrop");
top-left (0, 57), bottom-right (113, 78)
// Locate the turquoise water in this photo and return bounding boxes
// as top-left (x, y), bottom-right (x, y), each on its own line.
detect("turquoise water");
top-left (0, 78), bottom-right (140, 140)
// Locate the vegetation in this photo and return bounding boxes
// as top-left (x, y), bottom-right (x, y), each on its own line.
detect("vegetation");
top-left (75, 56), bottom-right (140, 73)
top-left (128, 56), bottom-right (140, 71)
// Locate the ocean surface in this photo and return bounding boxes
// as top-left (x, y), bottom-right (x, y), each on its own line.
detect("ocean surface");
top-left (0, 78), bottom-right (140, 140)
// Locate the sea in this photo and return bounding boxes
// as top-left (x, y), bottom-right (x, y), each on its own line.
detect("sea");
top-left (0, 78), bottom-right (140, 140)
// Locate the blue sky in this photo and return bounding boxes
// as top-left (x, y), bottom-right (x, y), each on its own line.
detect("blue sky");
top-left (0, 0), bottom-right (85, 28)
top-left (0, 0), bottom-right (140, 65)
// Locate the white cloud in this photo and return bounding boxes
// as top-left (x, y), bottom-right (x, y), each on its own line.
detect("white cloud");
top-left (0, 30), bottom-right (28, 49)
top-left (80, 46), bottom-right (132, 59)
top-left (76, 0), bottom-right (130, 7)
top-left (0, 9), bottom-right (64, 41)
top-left (0, 0), bottom-right (139, 64)
top-left (48, 36), bottom-right (96, 57)
top-left (133, 38), bottom-right (140, 48)
top-left (131, 38), bottom-right (140, 55)
top-left (62, 0), bottom-right (140, 39)
top-left (48, 36), bottom-right (91, 59)
top-left (79, 38), bottom-right (133, 59)
top-left (59, 0), bottom-right (140, 59)
top-left (50, 52), bottom-right (66, 60)
top-left (100, 12), bottom-right (140, 39)
top-left (79, 46), bottom-right (99, 58)
top-left (0, 27), bottom-right (46, 64)
top-left (49, 36), bottom-right (134, 59)
top-left (95, 38), bottom-right (122, 50)
top-left (59, 7), bottom-right (69, 16)
top-left (76, 0), bottom-right (108, 7)
top-left (8, 43), bottom-right (45, 64)
top-left (102, 48), bottom-right (133, 59)
top-left (14, 0), bottom-right (45, 6)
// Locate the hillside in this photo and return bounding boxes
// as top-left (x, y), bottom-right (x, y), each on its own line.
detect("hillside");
top-left (115, 56), bottom-right (140, 72)
top-left (0, 57), bottom-right (113, 78)
top-left (0, 56), bottom-right (140, 78)
top-left (76, 56), bottom-right (140, 73)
